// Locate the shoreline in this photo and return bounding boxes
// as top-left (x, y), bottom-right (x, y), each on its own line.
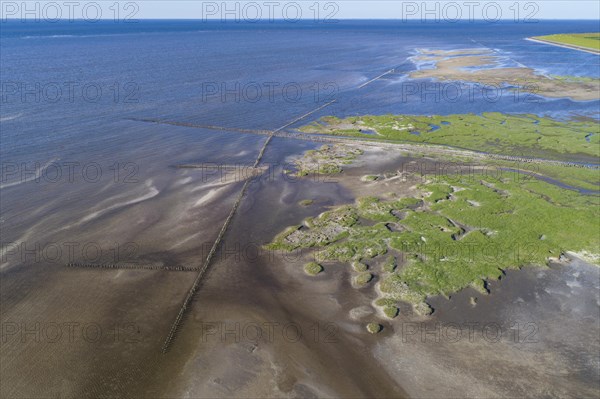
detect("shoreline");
top-left (264, 146), bottom-right (600, 398)
top-left (526, 37), bottom-right (600, 55)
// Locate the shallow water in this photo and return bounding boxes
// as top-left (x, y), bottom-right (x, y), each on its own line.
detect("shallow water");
top-left (1, 20), bottom-right (599, 398)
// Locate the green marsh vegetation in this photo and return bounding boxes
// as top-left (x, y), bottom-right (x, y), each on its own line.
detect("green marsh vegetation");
top-left (304, 262), bottom-right (324, 276)
top-left (268, 172), bottom-right (600, 314)
top-left (383, 306), bottom-right (399, 319)
top-left (272, 111), bottom-right (599, 318)
top-left (382, 256), bottom-right (397, 273)
top-left (361, 175), bottom-right (379, 182)
top-left (291, 144), bottom-right (363, 177)
top-left (300, 113), bottom-right (600, 160)
top-left (396, 151), bottom-right (599, 193)
top-left (366, 323), bottom-right (383, 334)
top-left (354, 272), bottom-right (374, 287)
top-left (374, 297), bottom-right (400, 319)
top-left (550, 75), bottom-right (598, 84)
top-left (496, 161), bottom-right (600, 192)
top-left (352, 261), bottom-right (369, 272)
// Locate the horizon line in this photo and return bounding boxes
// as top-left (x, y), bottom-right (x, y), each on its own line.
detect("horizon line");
top-left (2, 17), bottom-right (600, 21)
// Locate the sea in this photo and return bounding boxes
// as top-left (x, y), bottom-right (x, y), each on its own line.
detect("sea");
top-left (1, 19), bottom-right (599, 261)
top-left (2, 20), bottom-right (599, 162)
top-left (1, 20), bottom-right (599, 398)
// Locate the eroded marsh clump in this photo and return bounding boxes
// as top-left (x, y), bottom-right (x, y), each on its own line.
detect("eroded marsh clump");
top-left (304, 261), bottom-right (324, 276)
top-left (353, 272), bottom-right (374, 287)
top-left (366, 322), bottom-right (383, 334)
top-left (289, 144), bottom-right (364, 177)
top-left (299, 199), bottom-right (314, 206)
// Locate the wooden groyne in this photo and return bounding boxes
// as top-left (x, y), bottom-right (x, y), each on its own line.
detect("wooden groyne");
top-left (125, 117), bottom-right (272, 136)
top-left (160, 100), bottom-right (338, 353)
top-left (66, 263), bottom-right (199, 272)
top-left (160, 170), bottom-right (256, 353)
top-left (128, 117), bottom-right (598, 170)
top-left (357, 68), bottom-right (397, 89)
top-left (130, 100), bottom-right (597, 353)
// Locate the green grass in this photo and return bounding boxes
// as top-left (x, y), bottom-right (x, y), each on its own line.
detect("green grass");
top-left (383, 306), bottom-right (399, 319)
top-left (382, 176), bottom-right (600, 309)
top-left (304, 262), bottom-right (324, 276)
top-left (268, 173), bottom-right (600, 314)
top-left (382, 256), bottom-right (397, 273)
top-left (270, 116), bottom-right (599, 314)
top-left (550, 75), bottom-right (598, 84)
top-left (354, 272), bottom-right (374, 287)
top-left (294, 144), bottom-right (364, 176)
top-left (493, 161), bottom-right (600, 193)
top-left (357, 196), bottom-right (421, 223)
top-left (352, 261), bottom-right (369, 272)
top-left (318, 163), bottom-right (342, 174)
top-left (361, 175), bottom-right (379, 182)
top-left (300, 113), bottom-right (600, 160)
top-left (533, 33), bottom-right (600, 52)
top-left (375, 298), bottom-right (397, 307)
top-left (366, 323), bottom-right (382, 334)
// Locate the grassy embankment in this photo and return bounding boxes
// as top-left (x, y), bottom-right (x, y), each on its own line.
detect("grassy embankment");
top-left (531, 33), bottom-right (600, 53)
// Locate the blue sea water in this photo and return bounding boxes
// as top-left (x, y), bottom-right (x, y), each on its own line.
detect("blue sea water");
top-left (2, 21), bottom-right (600, 399)
top-left (1, 20), bottom-right (599, 165)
